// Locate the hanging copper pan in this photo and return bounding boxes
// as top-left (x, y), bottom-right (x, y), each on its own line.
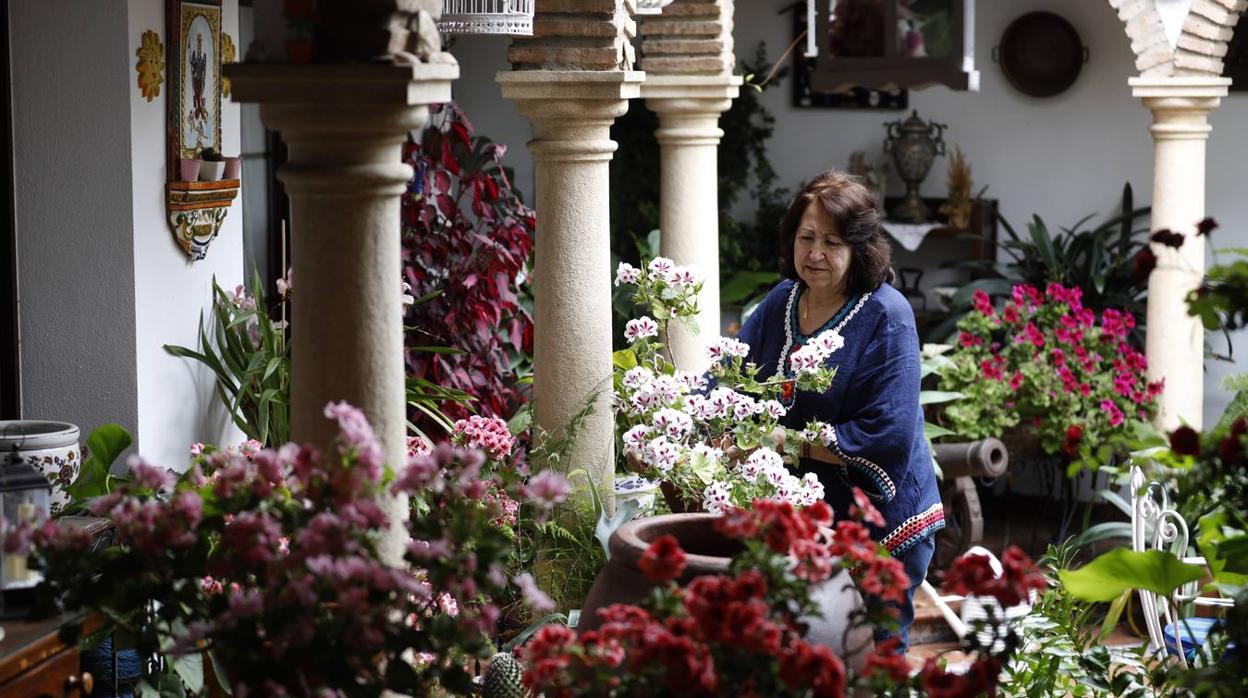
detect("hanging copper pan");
top-left (994, 12), bottom-right (1088, 98)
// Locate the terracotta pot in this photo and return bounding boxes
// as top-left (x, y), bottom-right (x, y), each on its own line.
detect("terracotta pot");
top-left (222, 156), bottom-right (242, 180)
top-left (579, 513), bottom-right (874, 671)
top-left (658, 481), bottom-right (704, 514)
top-left (179, 157), bottom-right (202, 182)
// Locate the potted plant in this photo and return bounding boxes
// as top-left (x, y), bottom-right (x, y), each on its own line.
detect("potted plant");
top-left (222, 154), bottom-right (242, 181)
top-left (199, 148), bottom-right (225, 181)
top-left (936, 283), bottom-right (1161, 473)
top-left (178, 155), bottom-right (203, 183)
top-left (612, 257), bottom-right (839, 513)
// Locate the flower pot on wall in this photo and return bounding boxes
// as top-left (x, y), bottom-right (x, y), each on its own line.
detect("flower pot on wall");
top-left (578, 513), bottom-right (873, 670)
top-left (0, 421), bottom-right (81, 516)
top-left (179, 157), bottom-right (203, 182)
top-left (199, 161), bottom-right (225, 181)
top-left (222, 156), bottom-right (242, 180)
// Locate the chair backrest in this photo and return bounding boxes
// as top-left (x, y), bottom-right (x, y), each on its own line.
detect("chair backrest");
top-left (1128, 464), bottom-right (1198, 666)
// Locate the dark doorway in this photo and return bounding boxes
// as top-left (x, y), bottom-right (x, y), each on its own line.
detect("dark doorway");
top-left (0, 0), bottom-right (20, 419)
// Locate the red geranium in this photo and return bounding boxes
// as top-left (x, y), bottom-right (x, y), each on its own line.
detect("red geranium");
top-left (1169, 425), bottom-right (1202, 457)
top-left (944, 546), bottom-right (1046, 608)
top-left (638, 534), bottom-right (687, 583)
top-left (862, 637), bottom-right (910, 683)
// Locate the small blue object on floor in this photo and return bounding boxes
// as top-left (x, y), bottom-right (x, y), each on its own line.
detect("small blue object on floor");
top-left (1163, 617), bottom-right (1220, 662)
top-left (80, 635), bottom-right (142, 698)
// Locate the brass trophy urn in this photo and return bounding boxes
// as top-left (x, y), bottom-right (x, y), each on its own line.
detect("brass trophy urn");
top-left (883, 110), bottom-right (947, 223)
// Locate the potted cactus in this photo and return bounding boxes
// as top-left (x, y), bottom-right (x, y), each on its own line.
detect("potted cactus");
top-left (199, 147), bottom-right (225, 181)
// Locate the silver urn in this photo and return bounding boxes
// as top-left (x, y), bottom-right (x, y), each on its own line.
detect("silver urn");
top-left (883, 110), bottom-right (947, 223)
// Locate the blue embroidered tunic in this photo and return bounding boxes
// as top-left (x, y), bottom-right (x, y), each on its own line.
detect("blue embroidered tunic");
top-left (737, 279), bottom-right (945, 556)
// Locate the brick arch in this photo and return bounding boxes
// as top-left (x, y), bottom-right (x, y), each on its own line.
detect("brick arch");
top-left (1111, 0), bottom-right (1246, 76)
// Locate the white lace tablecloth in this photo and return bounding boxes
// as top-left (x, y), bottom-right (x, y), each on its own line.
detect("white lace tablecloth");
top-left (883, 221), bottom-right (942, 252)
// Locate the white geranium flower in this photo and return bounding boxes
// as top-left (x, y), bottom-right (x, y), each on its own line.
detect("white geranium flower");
top-left (615, 262), bottom-right (641, 286)
top-left (624, 316), bottom-right (659, 343)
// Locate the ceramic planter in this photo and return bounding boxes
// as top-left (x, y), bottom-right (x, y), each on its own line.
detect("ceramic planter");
top-left (179, 157), bottom-right (203, 182)
top-left (578, 513), bottom-right (874, 671)
top-left (0, 420), bottom-right (81, 515)
top-left (199, 160), bottom-right (226, 181)
top-left (222, 156), bottom-right (242, 180)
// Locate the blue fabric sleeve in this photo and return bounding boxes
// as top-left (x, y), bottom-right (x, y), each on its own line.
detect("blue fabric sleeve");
top-left (825, 319), bottom-right (922, 503)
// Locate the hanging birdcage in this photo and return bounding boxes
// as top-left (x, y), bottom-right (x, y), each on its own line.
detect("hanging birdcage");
top-left (439, 0), bottom-right (535, 35)
top-left (636, 0), bottom-right (676, 15)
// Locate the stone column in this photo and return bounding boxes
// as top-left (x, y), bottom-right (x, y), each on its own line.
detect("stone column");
top-left (498, 71), bottom-right (644, 497)
top-left (227, 63), bottom-right (457, 562)
top-left (1130, 76), bottom-right (1229, 431)
top-left (644, 75), bottom-right (740, 371)
top-left (638, 0), bottom-right (738, 371)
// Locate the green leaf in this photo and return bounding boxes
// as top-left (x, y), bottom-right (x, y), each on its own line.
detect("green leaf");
top-left (1197, 511), bottom-right (1248, 585)
top-left (924, 423), bottom-right (957, 441)
top-left (1059, 548), bottom-right (1205, 602)
top-left (920, 390), bottom-right (964, 406)
top-left (1219, 534), bottom-right (1248, 575)
top-left (173, 651), bottom-right (204, 694)
top-left (1070, 522), bottom-right (1133, 549)
top-left (1100, 589), bottom-right (1131, 639)
top-left (612, 349), bottom-right (639, 372)
top-left (508, 403), bottom-right (532, 436)
top-left (721, 271), bottom-right (780, 305)
top-left (65, 424), bottom-right (133, 502)
top-left (503, 613), bottom-right (569, 652)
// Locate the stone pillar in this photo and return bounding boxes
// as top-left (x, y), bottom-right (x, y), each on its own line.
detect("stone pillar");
top-left (637, 0), bottom-right (738, 370)
top-left (227, 63), bottom-right (457, 562)
top-left (644, 76), bottom-right (740, 370)
top-left (498, 71), bottom-right (643, 497)
top-left (1130, 76), bottom-right (1229, 431)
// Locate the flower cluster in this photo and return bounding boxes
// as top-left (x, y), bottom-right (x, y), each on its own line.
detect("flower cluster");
top-left (941, 282), bottom-right (1162, 470)
top-left (518, 492), bottom-right (964, 697)
top-left (614, 259), bottom-right (836, 511)
top-left (22, 403), bottom-right (562, 695)
top-left (520, 497), bottom-right (850, 697)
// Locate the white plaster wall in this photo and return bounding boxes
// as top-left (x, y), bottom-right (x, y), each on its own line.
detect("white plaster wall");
top-left (128, 0), bottom-right (245, 469)
top-left (10, 0), bottom-right (140, 442)
top-left (450, 0), bottom-right (1248, 424)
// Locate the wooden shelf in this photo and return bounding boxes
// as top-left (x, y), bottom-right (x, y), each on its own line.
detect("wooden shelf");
top-left (165, 179), bottom-right (240, 261)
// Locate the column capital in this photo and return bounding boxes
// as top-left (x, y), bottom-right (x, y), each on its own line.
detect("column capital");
top-left (640, 73), bottom-right (743, 104)
top-left (498, 70), bottom-right (645, 162)
top-left (1130, 77), bottom-right (1230, 133)
top-left (643, 74), bottom-right (742, 146)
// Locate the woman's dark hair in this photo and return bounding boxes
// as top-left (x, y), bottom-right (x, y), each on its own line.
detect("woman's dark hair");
top-left (777, 170), bottom-right (893, 295)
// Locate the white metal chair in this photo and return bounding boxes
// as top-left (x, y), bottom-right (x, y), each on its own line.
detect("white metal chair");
top-left (1129, 464), bottom-right (1234, 667)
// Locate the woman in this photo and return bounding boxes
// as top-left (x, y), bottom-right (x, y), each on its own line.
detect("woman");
top-left (736, 170), bottom-right (944, 651)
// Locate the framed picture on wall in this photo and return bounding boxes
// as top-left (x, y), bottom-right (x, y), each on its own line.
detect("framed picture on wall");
top-left (166, 0), bottom-right (223, 175)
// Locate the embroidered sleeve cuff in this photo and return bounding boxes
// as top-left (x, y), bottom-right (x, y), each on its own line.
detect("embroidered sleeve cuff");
top-left (825, 425), bottom-right (897, 503)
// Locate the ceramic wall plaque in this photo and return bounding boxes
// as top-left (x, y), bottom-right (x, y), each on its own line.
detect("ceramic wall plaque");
top-left (166, 0), bottom-right (223, 175)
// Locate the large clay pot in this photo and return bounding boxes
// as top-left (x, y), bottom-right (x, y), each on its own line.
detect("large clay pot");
top-left (0, 420), bottom-right (81, 515)
top-left (579, 513), bottom-right (874, 671)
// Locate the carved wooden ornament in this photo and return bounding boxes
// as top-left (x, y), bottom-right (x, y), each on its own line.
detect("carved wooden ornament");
top-left (136, 30), bottom-right (164, 102)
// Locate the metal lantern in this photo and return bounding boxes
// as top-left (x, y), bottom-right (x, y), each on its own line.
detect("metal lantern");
top-left (439, 0), bottom-right (535, 36)
top-left (636, 0), bottom-right (676, 15)
top-left (0, 450), bottom-right (53, 619)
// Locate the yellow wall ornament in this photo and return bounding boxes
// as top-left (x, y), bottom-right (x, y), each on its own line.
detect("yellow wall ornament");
top-left (135, 30), bottom-right (164, 102)
top-left (221, 33), bottom-right (236, 98)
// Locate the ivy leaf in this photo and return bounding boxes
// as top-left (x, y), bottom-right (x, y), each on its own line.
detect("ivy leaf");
top-left (1059, 549), bottom-right (1204, 602)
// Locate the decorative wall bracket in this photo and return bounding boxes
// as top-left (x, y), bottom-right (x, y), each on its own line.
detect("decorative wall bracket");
top-left (166, 179), bottom-right (239, 261)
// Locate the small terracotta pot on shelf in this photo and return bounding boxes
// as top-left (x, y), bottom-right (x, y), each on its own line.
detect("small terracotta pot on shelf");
top-left (222, 156), bottom-right (242, 180)
top-left (179, 158), bottom-right (203, 182)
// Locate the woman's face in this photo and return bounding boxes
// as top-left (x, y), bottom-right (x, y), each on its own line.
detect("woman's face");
top-left (794, 200), bottom-right (852, 296)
